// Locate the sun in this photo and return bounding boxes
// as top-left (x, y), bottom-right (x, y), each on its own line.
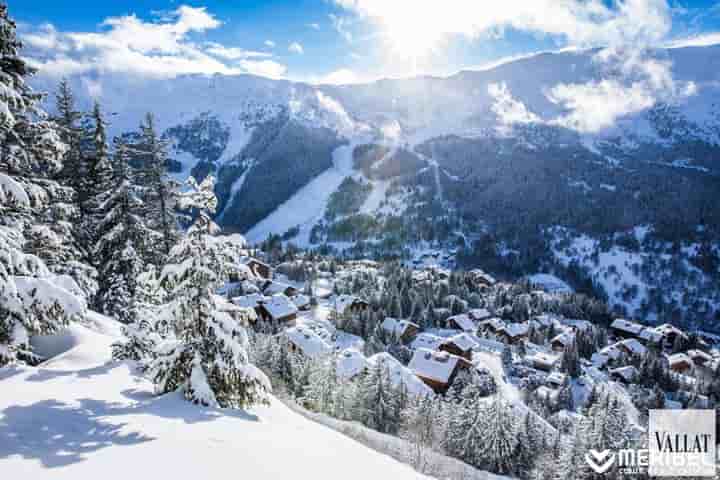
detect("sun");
top-left (383, 22), bottom-right (444, 60)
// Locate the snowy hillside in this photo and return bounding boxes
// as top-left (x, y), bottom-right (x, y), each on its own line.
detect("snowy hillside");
top-left (34, 44), bottom-right (720, 327)
top-left (0, 313), bottom-right (435, 480)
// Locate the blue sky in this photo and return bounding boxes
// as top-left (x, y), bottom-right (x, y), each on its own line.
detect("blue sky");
top-left (12, 0), bottom-right (720, 84)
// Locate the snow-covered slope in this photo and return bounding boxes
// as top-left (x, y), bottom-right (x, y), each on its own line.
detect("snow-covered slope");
top-left (0, 316), bottom-right (432, 480)
top-left (245, 141), bottom-right (359, 245)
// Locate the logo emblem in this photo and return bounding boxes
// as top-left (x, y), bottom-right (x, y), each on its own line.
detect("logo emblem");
top-left (585, 449), bottom-right (616, 474)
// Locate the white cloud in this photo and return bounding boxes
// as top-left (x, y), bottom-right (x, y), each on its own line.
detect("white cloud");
top-left (238, 59), bottom-right (287, 79)
top-left (265, 40), bottom-right (276, 48)
top-left (288, 42), bottom-right (304, 54)
top-left (317, 68), bottom-right (362, 85)
top-left (334, 0), bottom-right (671, 47)
top-left (20, 5), bottom-right (287, 81)
top-left (205, 42), bottom-right (272, 60)
top-left (488, 82), bottom-right (540, 125)
top-left (666, 31), bottom-right (720, 48)
top-left (545, 48), bottom-right (696, 132)
top-left (307, 22), bottom-right (321, 30)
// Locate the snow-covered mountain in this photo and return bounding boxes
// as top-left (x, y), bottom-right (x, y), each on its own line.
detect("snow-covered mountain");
top-left (40, 44), bottom-right (720, 328)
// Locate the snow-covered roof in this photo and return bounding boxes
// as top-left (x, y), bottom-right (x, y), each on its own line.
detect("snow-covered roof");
top-left (335, 348), bottom-right (369, 380)
top-left (467, 308), bottom-right (492, 321)
top-left (446, 313), bottom-right (475, 332)
top-left (231, 293), bottom-right (266, 309)
top-left (442, 333), bottom-right (478, 352)
top-left (653, 323), bottom-right (688, 340)
top-left (687, 349), bottom-right (712, 362)
top-left (546, 371), bottom-right (567, 386)
top-left (261, 294), bottom-right (298, 320)
top-left (618, 338), bottom-right (646, 356)
top-left (367, 352), bottom-right (433, 397)
top-left (479, 317), bottom-right (505, 331)
top-left (503, 322), bottom-right (529, 338)
top-left (667, 352), bottom-right (693, 367)
top-left (332, 294), bottom-right (366, 314)
top-left (525, 351), bottom-right (560, 368)
top-left (263, 281), bottom-right (294, 295)
top-left (409, 348), bottom-right (461, 384)
top-left (381, 317), bottom-right (418, 338)
top-left (638, 328), bottom-right (663, 343)
top-left (411, 332), bottom-right (445, 351)
top-left (610, 318), bottom-right (644, 335)
top-left (285, 325), bottom-right (332, 358)
top-left (561, 319), bottom-right (593, 331)
top-left (291, 294), bottom-right (311, 309)
top-left (551, 331), bottom-right (575, 347)
top-left (527, 273), bottom-right (573, 294)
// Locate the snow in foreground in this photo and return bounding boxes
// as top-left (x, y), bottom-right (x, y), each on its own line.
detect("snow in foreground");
top-left (0, 314), bottom-right (431, 480)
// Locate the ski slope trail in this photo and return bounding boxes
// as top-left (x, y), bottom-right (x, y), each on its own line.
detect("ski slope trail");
top-left (245, 142), bottom-right (358, 246)
top-left (0, 313), bottom-right (431, 480)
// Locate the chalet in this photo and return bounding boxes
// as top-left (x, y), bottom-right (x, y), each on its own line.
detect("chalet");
top-left (467, 269), bottom-right (496, 288)
top-left (546, 371), bottom-right (567, 388)
top-left (532, 314), bottom-right (555, 329)
top-left (609, 366), bottom-right (639, 383)
top-left (291, 294), bottom-right (311, 311)
top-left (525, 351), bottom-right (560, 372)
top-left (591, 344), bottom-right (623, 368)
top-left (610, 319), bottom-right (645, 339)
top-left (687, 349), bottom-right (712, 367)
top-left (499, 323), bottom-right (529, 344)
top-left (333, 294), bottom-right (370, 315)
top-left (560, 319), bottom-right (593, 332)
top-left (262, 280), bottom-right (299, 297)
top-left (439, 333), bottom-right (477, 361)
top-left (446, 313), bottom-right (476, 333)
top-left (652, 324), bottom-right (688, 348)
top-left (638, 327), bottom-right (664, 345)
top-left (381, 317), bottom-right (420, 344)
top-left (409, 348), bottom-right (471, 394)
top-left (285, 325), bottom-right (332, 358)
top-left (231, 293), bottom-right (266, 310)
top-left (467, 308), bottom-right (492, 322)
top-left (550, 331), bottom-right (575, 352)
top-left (411, 332), bottom-right (445, 351)
top-left (335, 348), bottom-right (369, 380)
top-left (241, 257), bottom-right (273, 280)
top-left (667, 353), bottom-right (693, 374)
top-left (616, 338), bottom-right (647, 357)
top-left (479, 317), bottom-right (506, 336)
top-left (256, 294), bottom-right (299, 324)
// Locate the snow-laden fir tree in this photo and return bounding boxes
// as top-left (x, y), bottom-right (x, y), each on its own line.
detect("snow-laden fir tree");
top-left (479, 392), bottom-right (518, 475)
top-left (81, 102), bottom-right (114, 254)
top-left (148, 175), bottom-right (270, 408)
top-left (0, 4), bottom-right (87, 365)
top-left (94, 137), bottom-right (158, 322)
top-left (355, 362), bottom-right (397, 433)
top-left (303, 356), bottom-right (337, 414)
top-left (135, 113), bottom-right (179, 263)
top-left (444, 382), bottom-right (487, 467)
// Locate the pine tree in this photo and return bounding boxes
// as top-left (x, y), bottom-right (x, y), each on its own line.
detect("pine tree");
top-left (136, 113), bottom-right (178, 263)
top-left (81, 102), bottom-right (114, 255)
top-left (356, 363), bottom-right (396, 433)
top-left (445, 383), bottom-right (486, 467)
top-left (148, 176), bottom-right (270, 408)
top-left (52, 79), bottom-right (85, 192)
top-left (93, 137), bottom-right (158, 321)
top-left (303, 356), bottom-right (337, 414)
top-left (0, 4), bottom-right (87, 365)
top-left (479, 393), bottom-right (518, 475)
